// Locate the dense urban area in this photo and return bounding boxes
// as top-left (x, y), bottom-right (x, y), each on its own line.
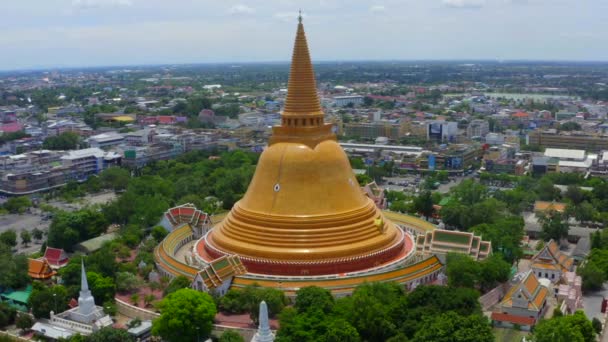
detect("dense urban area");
top-left (1, 59), bottom-right (608, 342)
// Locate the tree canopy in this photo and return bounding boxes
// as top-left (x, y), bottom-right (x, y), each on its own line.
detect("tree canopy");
top-left (152, 288), bottom-right (217, 342)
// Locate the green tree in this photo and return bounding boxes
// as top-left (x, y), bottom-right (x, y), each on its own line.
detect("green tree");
top-left (574, 201), bottom-right (597, 224)
top-left (151, 226), bottom-right (168, 242)
top-left (533, 311), bottom-right (595, 342)
top-left (144, 294), bottom-right (156, 307)
top-left (32, 228), bottom-right (44, 241)
top-left (43, 132), bottom-right (80, 150)
top-left (0, 245), bottom-right (29, 289)
top-left (412, 311), bottom-right (493, 342)
top-left (0, 230), bottom-right (17, 248)
top-left (20, 230), bottom-right (32, 246)
top-left (152, 288), bottom-right (217, 342)
top-left (592, 318), bottom-right (602, 335)
top-left (565, 185), bottom-right (585, 205)
top-left (115, 272), bottom-right (142, 293)
top-left (478, 254), bottom-right (511, 291)
top-left (452, 179), bottom-right (488, 206)
top-left (220, 330), bottom-right (245, 342)
top-left (413, 191), bottom-right (434, 220)
top-left (294, 286), bottom-right (334, 314)
top-left (28, 284), bottom-right (69, 318)
top-left (87, 327), bottom-right (136, 342)
top-left (99, 167), bottom-right (130, 191)
top-left (470, 216), bottom-right (524, 263)
top-left (344, 282), bottom-right (403, 341)
top-left (536, 177), bottom-right (560, 201)
top-left (577, 260), bottom-right (606, 293)
top-left (163, 275), bottom-right (191, 296)
top-left (445, 253), bottom-right (480, 288)
top-left (87, 272), bottom-right (116, 305)
top-left (539, 211), bottom-right (569, 242)
top-left (0, 303), bottom-right (17, 329)
top-left (15, 313), bottom-right (34, 333)
top-left (3, 196), bottom-right (32, 214)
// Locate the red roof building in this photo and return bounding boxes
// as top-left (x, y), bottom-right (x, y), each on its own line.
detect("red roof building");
top-left (43, 247), bottom-right (69, 268)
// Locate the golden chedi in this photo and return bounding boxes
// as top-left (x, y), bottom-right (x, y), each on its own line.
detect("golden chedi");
top-left (204, 15), bottom-right (406, 275)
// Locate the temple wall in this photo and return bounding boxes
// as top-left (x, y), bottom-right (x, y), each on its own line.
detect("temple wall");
top-left (115, 298), bottom-right (160, 321)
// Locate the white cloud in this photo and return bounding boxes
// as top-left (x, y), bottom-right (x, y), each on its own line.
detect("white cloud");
top-left (72, 0), bottom-right (132, 10)
top-left (370, 5), bottom-right (386, 12)
top-left (228, 4), bottom-right (255, 15)
top-left (442, 0), bottom-right (485, 8)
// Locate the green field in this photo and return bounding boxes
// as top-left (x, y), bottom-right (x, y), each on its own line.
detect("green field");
top-left (493, 327), bottom-right (529, 342)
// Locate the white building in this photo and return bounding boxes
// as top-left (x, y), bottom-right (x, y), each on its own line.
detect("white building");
top-left (87, 132), bottom-right (125, 149)
top-left (334, 95), bottom-right (364, 107)
top-left (31, 261), bottom-right (113, 339)
top-left (426, 121), bottom-right (458, 143)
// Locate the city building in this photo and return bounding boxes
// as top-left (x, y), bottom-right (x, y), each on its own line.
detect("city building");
top-left (343, 122), bottom-right (403, 140)
top-left (491, 271), bottom-right (549, 331)
top-left (87, 132), bottom-right (125, 149)
top-left (557, 271), bottom-right (583, 315)
top-left (121, 142), bottom-right (183, 169)
top-left (528, 129), bottom-right (608, 152)
top-left (31, 261), bottom-right (113, 339)
top-left (466, 119), bottom-right (490, 138)
top-left (0, 148), bottom-right (120, 195)
top-left (334, 95), bottom-right (364, 107)
top-left (425, 121), bottom-right (458, 143)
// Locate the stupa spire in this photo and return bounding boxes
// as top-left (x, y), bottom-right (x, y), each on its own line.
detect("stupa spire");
top-left (251, 301), bottom-right (275, 342)
top-left (78, 258), bottom-right (96, 317)
top-left (282, 12), bottom-right (324, 118)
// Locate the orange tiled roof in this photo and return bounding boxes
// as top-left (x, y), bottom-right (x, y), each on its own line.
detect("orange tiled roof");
top-left (532, 239), bottom-right (574, 273)
top-left (28, 258), bottom-right (56, 280)
top-left (531, 287), bottom-right (548, 310)
top-left (534, 201), bottom-right (566, 213)
top-left (524, 272), bottom-right (540, 294)
top-left (501, 271), bottom-right (546, 312)
top-left (512, 111), bottom-right (529, 118)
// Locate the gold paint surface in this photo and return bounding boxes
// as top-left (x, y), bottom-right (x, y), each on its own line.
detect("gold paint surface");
top-left (206, 18), bottom-right (403, 264)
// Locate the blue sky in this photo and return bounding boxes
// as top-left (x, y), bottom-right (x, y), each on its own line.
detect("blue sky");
top-left (0, 0), bottom-right (606, 70)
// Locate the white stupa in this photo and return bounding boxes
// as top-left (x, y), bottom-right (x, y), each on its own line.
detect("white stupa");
top-left (31, 259), bottom-right (113, 339)
top-left (251, 301), bottom-right (275, 342)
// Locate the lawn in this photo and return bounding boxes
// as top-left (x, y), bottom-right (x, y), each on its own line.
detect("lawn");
top-left (493, 327), bottom-right (529, 342)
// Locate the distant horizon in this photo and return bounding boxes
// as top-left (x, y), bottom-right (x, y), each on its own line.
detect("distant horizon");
top-left (1, 1), bottom-right (607, 72)
top-left (3, 58), bottom-right (608, 74)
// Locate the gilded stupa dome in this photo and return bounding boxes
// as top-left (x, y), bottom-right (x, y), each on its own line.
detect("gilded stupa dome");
top-left (203, 15), bottom-right (406, 275)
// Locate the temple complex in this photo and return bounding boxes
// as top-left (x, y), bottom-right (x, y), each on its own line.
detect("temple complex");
top-left (154, 15), bottom-right (447, 296)
top-left (31, 260), bottom-right (112, 339)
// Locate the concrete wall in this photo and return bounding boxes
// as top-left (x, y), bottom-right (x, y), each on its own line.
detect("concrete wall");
top-left (115, 298), bottom-right (160, 321)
